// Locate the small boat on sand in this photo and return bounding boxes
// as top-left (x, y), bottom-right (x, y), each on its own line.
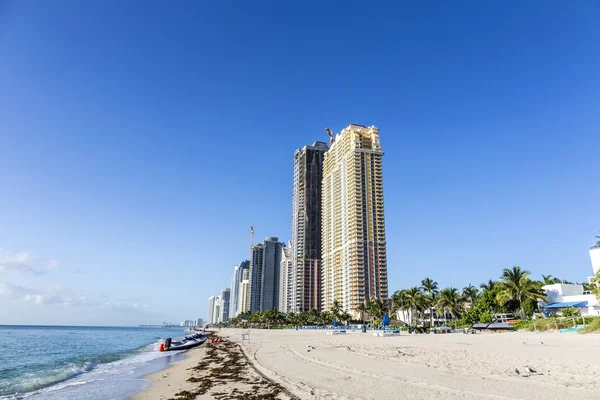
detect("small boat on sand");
top-left (160, 333), bottom-right (208, 351)
top-left (472, 313), bottom-right (518, 332)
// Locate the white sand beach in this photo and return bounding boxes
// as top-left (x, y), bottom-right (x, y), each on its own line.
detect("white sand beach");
top-left (133, 329), bottom-right (600, 400)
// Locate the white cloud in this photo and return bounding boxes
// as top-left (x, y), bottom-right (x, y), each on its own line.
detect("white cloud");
top-left (0, 281), bottom-right (151, 313)
top-left (0, 281), bottom-right (94, 306)
top-left (0, 250), bottom-right (36, 274)
top-left (0, 250), bottom-right (61, 274)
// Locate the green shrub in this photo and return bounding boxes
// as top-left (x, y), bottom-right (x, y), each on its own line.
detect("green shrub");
top-left (561, 307), bottom-right (581, 317)
top-left (480, 311), bottom-right (492, 323)
top-left (582, 317), bottom-right (600, 333)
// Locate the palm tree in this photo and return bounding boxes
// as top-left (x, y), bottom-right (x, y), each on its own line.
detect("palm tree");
top-left (405, 287), bottom-right (427, 326)
top-left (591, 231), bottom-right (600, 250)
top-left (480, 280), bottom-right (496, 292)
top-left (462, 284), bottom-right (479, 303)
top-left (340, 311), bottom-right (352, 325)
top-left (318, 311), bottom-right (333, 326)
top-left (391, 289), bottom-right (411, 326)
top-left (591, 271), bottom-right (600, 301)
top-left (357, 302), bottom-right (368, 325)
top-left (331, 300), bottom-right (343, 321)
top-left (420, 278), bottom-right (439, 327)
top-left (367, 298), bottom-right (387, 323)
top-left (307, 308), bottom-right (320, 325)
top-left (497, 266), bottom-right (547, 318)
top-left (436, 287), bottom-right (465, 327)
top-left (541, 274), bottom-right (561, 285)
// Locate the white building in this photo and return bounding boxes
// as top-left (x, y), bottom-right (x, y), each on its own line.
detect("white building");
top-left (213, 296), bottom-right (221, 324)
top-left (590, 248), bottom-right (600, 278)
top-left (239, 271), bottom-right (250, 314)
top-left (278, 245), bottom-right (293, 313)
top-left (541, 283), bottom-right (599, 316)
top-left (207, 296), bottom-right (216, 325)
top-left (541, 251), bottom-right (600, 316)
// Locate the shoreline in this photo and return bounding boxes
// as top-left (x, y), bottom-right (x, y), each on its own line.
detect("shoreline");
top-left (131, 331), bottom-right (293, 400)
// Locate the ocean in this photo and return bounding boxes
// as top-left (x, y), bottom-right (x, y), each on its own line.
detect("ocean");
top-left (0, 325), bottom-right (188, 400)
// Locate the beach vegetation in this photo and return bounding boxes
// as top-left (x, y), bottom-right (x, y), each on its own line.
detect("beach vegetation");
top-left (496, 266), bottom-right (546, 318)
top-left (591, 271), bottom-right (600, 301)
top-left (225, 262), bottom-right (592, 330)
top-left (513, 316), bottom-right (600, 333)
top-left (590, 231), bottom-right (600, 250)
top-left (560, 307), bottom-right (581, 317)
top-left (420, 278), bottom-right (439, 327)
top-left (479, 279), bottom-right (496, 292)
top-left (357, 302), bottom-right (368, 325)
top-left (436, 287), bottom-right (465, 328)
top-left (461, 282), bottom-right (505, 325)
top-left (583, 317), bottom-right (600, 333)
top-left (462, 284), bottom-right (479, 303)
top-left (541, 274), bottom-right (559, 285)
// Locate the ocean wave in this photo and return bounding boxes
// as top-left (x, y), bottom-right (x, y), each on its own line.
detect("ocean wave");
top-left (0, 362), bottom-right (94, 398)
top-left (0, 327), bottom-right (186, 400)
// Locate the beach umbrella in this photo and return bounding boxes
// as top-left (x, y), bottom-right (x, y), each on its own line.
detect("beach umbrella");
top-left (333, 317), bottom-right (337, 327)
top-left (382, 313), bottom-right (389, 327)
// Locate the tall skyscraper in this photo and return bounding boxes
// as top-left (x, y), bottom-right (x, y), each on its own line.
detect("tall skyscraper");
top-left (220, 288), bottom-right (230, 323)
top-left (207, 295), bottom-right (216, 324)
top-left (248, 243), bottom-right (264, 312)
top-left (229, 260), bottom-right (249, 319)
top-left (321, 124), bottom-right (388, 315)
top-left (291, 141), bottom-right (328, 312)
top-left (239, 268), bottom-right (250, 314)
top-left (249, 237), bottom-right (285, 312)
top-left (212, 295), bottom-right (221, 324)
top-left (279, 244), bottom-right (293, 313)
top-left (261, 237), bottom-right (285, 311)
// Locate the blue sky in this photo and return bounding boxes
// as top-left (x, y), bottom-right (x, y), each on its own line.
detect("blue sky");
top-left (0, 1), bottom-right (599, 325)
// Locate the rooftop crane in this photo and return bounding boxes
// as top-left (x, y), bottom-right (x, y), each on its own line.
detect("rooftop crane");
top-left (325, 128), bottom-right (334, 145)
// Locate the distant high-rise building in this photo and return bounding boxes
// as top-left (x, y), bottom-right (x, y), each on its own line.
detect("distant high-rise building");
top-left (239, 269), bottom-right (250, 314)
top-left (229, 260), bottom-right (249, 318)
top-left (249, 237), bottom-right (285, 312)
top-left (261, 237), bottom-right (285, 311)
top-left (229, 265), bottom-right (240, 317)
top-left (291, 140), bottom-right (328, 312)
top-left (213, 295), bottom-right (221, 324)
top-left (279, 244), bottom-right (293, 313)
top-left (220, 288), bottom-right (231, 323)
top-left (196, 318), bottom-right (204, 327)
top-left (321, 124), bottom-right (388, 315)
top-left (207, 296), bottom-right (216, 324)
top-left (249, 244), bottom-right (264, 312)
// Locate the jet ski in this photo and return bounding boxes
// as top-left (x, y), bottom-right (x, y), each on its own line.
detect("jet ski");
top-left (160, 333), bottom-right (207, 351)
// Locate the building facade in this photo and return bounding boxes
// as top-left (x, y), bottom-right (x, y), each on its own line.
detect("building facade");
top-left (249, 237), bottom-right (285, 312)
top-left (212, 295), bottom-right (221, 324)
top-left (261, 237), bottom-right (285, 311)
top-left (220, 288), bottom-right (230, 323)
top-left (207, 295), bottom-right (216, 325)
top-left (239, 267), bottom-right (250, 314)
top-left (279, 245), bottom-right (293, 313)
top-left (291, 141), bottom-right (328, 312)
top-left (229, 260), bottom-right (249, 319)
top-left (248, 244), bottom-right (264, 312)
top-left (321, 124), bottom-right (388, 315)
top-left (590, 248), bottom-right (600, 277)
